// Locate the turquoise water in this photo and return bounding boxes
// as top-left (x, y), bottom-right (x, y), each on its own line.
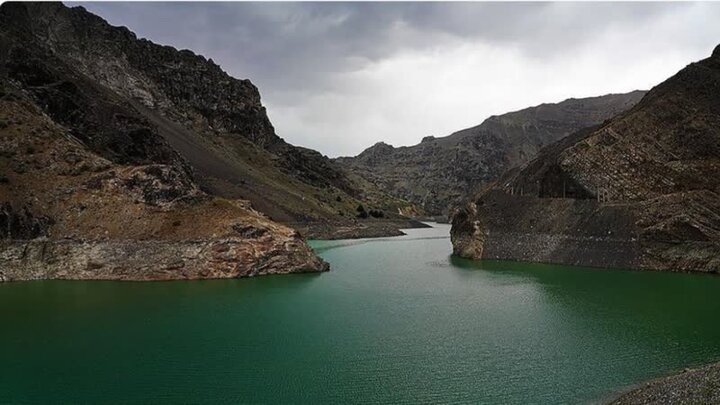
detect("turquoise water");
top-left (2, 223), bottom-right (720, 403)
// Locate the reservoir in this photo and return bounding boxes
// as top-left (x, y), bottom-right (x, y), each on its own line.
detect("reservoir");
top-left (2, 223), bottom-right (720, 403)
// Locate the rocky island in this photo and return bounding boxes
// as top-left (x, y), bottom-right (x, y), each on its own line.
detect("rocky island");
top-left (451, 45), bottom-right (720, 273)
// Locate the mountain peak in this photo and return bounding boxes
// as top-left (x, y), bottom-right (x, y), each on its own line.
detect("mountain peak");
top-left (367, 141), bottom-right (394, 152)
top-left (713, 44), bottom-right (720, 58)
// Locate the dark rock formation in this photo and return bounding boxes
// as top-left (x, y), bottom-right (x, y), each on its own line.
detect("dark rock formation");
top-left (337, 92), bottom-right (645, 216)
top-left (0, 202), bottom-right (53, 239)
top-left (451, 46), bottom-right (720, 273)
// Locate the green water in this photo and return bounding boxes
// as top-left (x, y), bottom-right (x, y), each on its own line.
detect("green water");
top-left (2, 223), bottom-right (720, 404)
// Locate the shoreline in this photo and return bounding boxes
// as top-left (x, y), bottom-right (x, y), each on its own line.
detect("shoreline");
top-left (606, 360), bottom-right (720, 404)
top-left (0, 237), bottom-right (329, 283)
top-left (289, 218), bottom-right (432, 240)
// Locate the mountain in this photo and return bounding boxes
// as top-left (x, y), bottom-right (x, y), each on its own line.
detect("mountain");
top-left (0, 2), bottom-right (423, 254)
top-left (451, 45), bottom-right (720, 273)
top-left (336, 92), bottom-right (645, 216)
top-left (0, 2), bottom-right (337, 281)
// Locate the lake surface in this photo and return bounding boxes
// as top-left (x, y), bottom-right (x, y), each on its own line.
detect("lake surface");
top-left (2, 223), bottom-right (720, 404)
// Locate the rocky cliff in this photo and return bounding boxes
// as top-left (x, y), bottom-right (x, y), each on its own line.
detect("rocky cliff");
top-left (0, 2), bottom-right (339, 280)
top-left (336, 92), bottom-right (645, 216)
top-left (451, 46), bottom-right (720, 273)
top-left (0, 2), bottom-right (419, 243)
top-left (0, 90), bottom-right (327, 281)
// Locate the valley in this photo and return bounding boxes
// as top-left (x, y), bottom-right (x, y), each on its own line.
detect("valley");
top-left (1, 2), bottom-right (719, 403)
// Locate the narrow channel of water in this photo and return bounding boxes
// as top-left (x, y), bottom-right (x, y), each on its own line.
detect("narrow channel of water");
top-left (2, 223), bottom-right (719, 403)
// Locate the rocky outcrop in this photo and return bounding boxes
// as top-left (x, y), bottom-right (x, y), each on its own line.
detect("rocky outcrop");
top-left (337, 92), bottom-right (645, 216)
top-left (451, 46), bottom-right (720, 273)
top-left (450, 190), bottom-right (645, 269)
top-left (0, 95), bottom-right (327, 281)
top-left (0, 236), bottom-right (327, 282)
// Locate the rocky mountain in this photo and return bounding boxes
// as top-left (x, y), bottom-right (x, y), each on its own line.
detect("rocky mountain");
top-left (0, 2), bottom-right (335, 281)
top-left (451, 45), bottom-right (720, 273)
top-left (336, 92), bottom-right (645, 216)
top-left (0, 1), bottom-right (439, 280)
top-left (0, 0), bottom-right (423, 265)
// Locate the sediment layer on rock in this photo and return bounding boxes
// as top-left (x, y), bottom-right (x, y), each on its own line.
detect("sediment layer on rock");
top-left (0, 238), bottom-right (327, 282)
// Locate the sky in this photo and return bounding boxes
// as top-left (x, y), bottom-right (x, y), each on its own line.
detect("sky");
top-left (79, 2), bottom-right (720, 158)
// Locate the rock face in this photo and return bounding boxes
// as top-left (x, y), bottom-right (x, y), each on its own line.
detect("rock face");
top-left (337, 92), bottom-right (645, 216)
top-left (1, 238), bottom-right (326, 282)
top-left (451, 46), bottom-right (720, 273)
top-left (0, 2), bottom-right (419, 242)
top-left (0, 3), bottom-right (335, 281)
top-left (0, 94), bottom-right (327, 281)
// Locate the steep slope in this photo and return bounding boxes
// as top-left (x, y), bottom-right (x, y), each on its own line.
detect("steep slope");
top-left (0, 2), bottom-right (334, 280)
top-left (0, 82), bottom-right (327, 281)
top-left (451, 45), bottom-right (720, 273)
top-left (336, 92), bottom-right (645, 216)
top-left (0, 2), bottom-right (419, 240)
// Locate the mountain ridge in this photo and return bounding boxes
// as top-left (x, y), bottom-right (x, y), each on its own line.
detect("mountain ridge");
top-left (0, 2), bottom-right (421, 242)
top-left (0, 1), bottom-right (428, 280)
top-left (336, 91), bottom-right (646, 216)
top-left (451, 46), bottom-right (720, 273)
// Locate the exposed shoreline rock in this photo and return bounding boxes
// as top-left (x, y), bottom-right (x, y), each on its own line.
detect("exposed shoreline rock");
top-left (608, 361), bottom-right (720, 404)
top-left (0, 237), bottom-right (328, 282)
top-left (451, 191), bottom-right (720, 274)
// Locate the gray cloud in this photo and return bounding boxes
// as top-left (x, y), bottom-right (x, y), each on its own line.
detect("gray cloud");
top-left (77, 2), bottom-right (720, 157)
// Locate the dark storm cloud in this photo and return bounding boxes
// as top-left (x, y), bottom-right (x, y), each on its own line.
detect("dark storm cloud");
top-left (75, 2), bottom-right (720, 156)
top-left (78, 3), bottom-right (680, 86)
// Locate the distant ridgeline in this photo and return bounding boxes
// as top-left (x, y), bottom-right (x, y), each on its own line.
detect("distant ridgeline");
top-left (336, 91), bottom-right (646, 217)
top-left (452, 45), bottom-right (720, 273)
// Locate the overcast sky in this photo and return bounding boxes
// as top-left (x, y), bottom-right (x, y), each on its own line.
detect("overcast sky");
top-left (79, 2), bottom-right (720, 157)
